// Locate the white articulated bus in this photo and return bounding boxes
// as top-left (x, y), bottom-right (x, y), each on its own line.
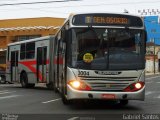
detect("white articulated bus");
top-left (6, 13), bottom-right (146, 105)
top-left (6, 36), bottom-right (55, 89)
top-left (54, 13), bottom-right (147, 105)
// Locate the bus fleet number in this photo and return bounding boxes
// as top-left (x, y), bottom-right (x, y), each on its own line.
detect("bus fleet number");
top-left (78, 71), bottom-right (89, 76)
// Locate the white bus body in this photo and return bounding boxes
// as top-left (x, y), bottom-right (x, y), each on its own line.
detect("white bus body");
top-left (54, 13), bottom-right (146, 105)
top-left (6, 13), bottom-right (146, 105)
top-left (6, 36), bottom-right (55, 88)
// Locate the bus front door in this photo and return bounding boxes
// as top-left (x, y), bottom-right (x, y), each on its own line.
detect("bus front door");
top-left (11, 51), bottom-right (19, 82)
top-left (37, 46), bottom-right (47, 83)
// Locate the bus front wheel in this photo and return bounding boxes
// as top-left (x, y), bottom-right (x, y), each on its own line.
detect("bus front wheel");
top-left (61, 93), bottom-right (70, 105)
top-left (61, 75), bottom-right (71, 105)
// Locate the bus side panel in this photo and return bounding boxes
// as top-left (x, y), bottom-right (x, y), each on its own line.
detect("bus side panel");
top-left (6, 46), bottom-right (11, 82)
top-left (5, 65), bottom-right (11, 82)
top-left (18, 63), bottom-right (37, 84)
top-left (48, 37), bottom-right (55, 84)
top-left (6, 45), bottom-right (20, 83)
top-left (35, 39), bottom-right (49, 83)
top-left (53, 37), bottom-right (60, 90)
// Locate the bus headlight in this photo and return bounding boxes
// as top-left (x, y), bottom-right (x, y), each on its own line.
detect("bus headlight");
top-left (68, 80), bottom-right (92, 91)
top-left (70, 80), bottom-right (81, 88)
top-left (135, 82), bottom-right (142, 89)
top-left (123, 82), bottom-right (144, 92)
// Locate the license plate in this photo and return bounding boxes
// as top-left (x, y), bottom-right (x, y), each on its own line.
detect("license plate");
top-left (102, 94), bottom-right (115, 99)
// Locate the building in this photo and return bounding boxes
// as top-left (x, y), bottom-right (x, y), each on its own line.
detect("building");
top-left (144, 16), bottom-right (160, 73)
top-left (0, 17), bottom-right (65, 70)
top-left (146, 42), bottom-right (160, 73)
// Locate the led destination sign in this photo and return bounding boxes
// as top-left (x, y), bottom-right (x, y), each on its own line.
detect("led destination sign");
top-left (72, 14), bottom-right (143, 27)
top-left (85, 16), bottom-right (128, 25)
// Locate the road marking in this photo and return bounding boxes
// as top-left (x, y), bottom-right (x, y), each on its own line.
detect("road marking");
top-left (146, 81), bottom-right (152, 84)
top-left (156, 82), bottom-right (160, 83)
top-left (42, 98), bottom-right (61, 104)
top-left (0, 91), bottom-right (16, 95)
top-left (0, 90), bottom-right (9, 93)
top-left (0, 95), bottom-right (20, 100)
top-left (146, 76), bottom-right (160, 80)
top-left (157, 95), bottom-right (160, 99)
top-left (67, 117), bottom-right (79, 120)
top-left (155, 95), bottom-right (160, 99)
top-left (0, 84), bottom-right (19, 87)
top-left (145, 91), bottom-right (154, 96)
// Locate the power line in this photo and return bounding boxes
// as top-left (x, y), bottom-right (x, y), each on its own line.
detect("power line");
top-left (0, 0), bottom-right (159, 8)
top-left (0, 0), bottom-right (81, 6)
top-left (48, 0), bottom-right (160, 8)
top-left (8, 0), bottom-right (159, 9)
top-left (0, 0), bottom-right (160, 16)
top-left (0, 0), bottom-right (159, 7)
top-left (12, 0), bottom-right (160, 14)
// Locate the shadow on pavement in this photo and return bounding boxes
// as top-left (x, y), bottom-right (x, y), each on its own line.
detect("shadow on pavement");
top-left (69, 100), bottom-right (142, 111)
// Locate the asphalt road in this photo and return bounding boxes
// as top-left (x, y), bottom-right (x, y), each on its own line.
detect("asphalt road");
top-left (0, 75), bottom-right (160, 120)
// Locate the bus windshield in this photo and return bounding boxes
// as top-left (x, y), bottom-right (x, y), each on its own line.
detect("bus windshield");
top-left (68, 28), bottom-right (145, 70)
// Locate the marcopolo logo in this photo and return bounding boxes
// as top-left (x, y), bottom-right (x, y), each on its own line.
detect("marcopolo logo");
top-left (95, 71), bottom-right (121, 75)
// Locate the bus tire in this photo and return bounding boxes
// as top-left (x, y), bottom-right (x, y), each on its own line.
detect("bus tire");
top-left (62, 91), bottom-right (72, 105)
top-left (28, 83), bottom-right (35, 88)
top-left (46, 82), bottom-right (54, 90)
top-left (54, 86), bottom-right (59, 93)
top-left (61, 75), bottom-right (70, 105)
top-left (0, 75), bottom-right (6, 84)
top-left (20, 72), bottom-right (29, 88)
top-left (62, 94), bottom-right (70, 105)
top-left (54, 72), bottom-right (59, 93)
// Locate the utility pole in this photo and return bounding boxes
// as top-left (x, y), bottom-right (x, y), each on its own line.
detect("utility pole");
top-left (153, 38), bottom-right (156, 74)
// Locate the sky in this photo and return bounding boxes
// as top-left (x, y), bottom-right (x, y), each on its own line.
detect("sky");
top-left (0, 0), bottom-right (160, 20)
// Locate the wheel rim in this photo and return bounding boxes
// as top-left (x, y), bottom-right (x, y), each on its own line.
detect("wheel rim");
top-left (21, 73), bottom-right (27, 87)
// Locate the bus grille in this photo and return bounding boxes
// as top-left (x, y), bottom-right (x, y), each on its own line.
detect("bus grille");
top-left (79, 76), bottom-right (137, 91)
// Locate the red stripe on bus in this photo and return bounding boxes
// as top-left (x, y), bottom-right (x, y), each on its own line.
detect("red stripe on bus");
top-left (54, 56), bottom-right (63, 64)
top-left (46, 59), bottom-right (49, 64)
top-left (19, 60), bottom-right (43, 82)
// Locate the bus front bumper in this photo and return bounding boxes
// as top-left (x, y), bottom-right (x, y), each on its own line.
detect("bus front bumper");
top-left (67, 85), bottom-right (145, 101)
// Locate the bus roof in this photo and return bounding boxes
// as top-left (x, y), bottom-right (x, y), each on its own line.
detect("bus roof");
top-left (64, 12), bottom-right (144, 28)
top-left (68, 12), bottom-right (142, 18)
top-left (8, 35), bottom-right (54, 46)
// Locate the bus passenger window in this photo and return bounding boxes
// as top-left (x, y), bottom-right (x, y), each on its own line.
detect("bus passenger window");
top-left (20, 43), bottom-right (25, 60)
top-left (26, 42), bottom-right (35, 59)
